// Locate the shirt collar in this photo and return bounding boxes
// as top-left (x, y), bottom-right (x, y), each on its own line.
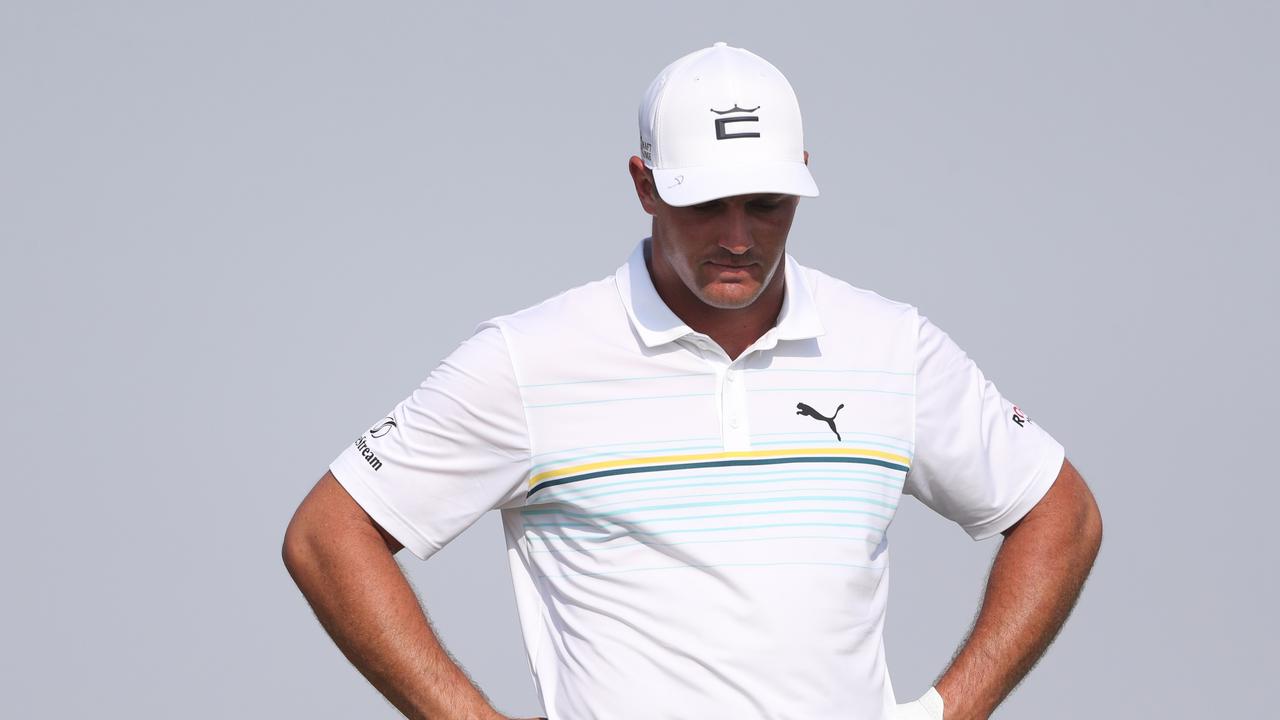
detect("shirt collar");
top-left (613, 237), bottom-right (825, 349)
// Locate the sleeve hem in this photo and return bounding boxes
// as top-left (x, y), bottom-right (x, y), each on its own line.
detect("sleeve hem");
top-left (329, 455), bottom-right (441, 561)
top-left (964, 440), bottom-right (1067, 541)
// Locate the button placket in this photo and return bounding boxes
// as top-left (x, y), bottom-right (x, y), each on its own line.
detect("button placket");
top-left (722, 361), bottom-right (751, 450)
top-left (680, 334), bottom-right (752, 450)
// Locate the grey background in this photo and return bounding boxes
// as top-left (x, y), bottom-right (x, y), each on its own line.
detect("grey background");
top-left (2, 1), bottom-right (1275, 717)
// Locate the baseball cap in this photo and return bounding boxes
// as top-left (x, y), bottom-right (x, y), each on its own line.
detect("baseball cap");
top-left (638, 41), bottom-right (819, 207)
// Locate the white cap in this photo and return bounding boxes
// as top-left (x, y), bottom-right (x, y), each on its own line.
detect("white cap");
top-left (638, 42), bottom-right (819, 207)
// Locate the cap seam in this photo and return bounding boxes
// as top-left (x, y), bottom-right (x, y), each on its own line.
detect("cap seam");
top-left (649, 70), bottom-right (672, 168)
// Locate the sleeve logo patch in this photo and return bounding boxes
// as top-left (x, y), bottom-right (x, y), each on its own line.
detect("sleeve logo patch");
top-left (354, 435), bottom-right (383, 471)
top-left (369, 416), bottom-right (397, 438)
top-left (1011, 405), bottom-right (1028, 427)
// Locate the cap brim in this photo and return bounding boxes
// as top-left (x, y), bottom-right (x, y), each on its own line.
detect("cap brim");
top-left (651, 161), bottom-right (819, 207)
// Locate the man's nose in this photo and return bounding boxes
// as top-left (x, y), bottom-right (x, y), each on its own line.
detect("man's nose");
top-left (718, 204), bottom-right (753, 255)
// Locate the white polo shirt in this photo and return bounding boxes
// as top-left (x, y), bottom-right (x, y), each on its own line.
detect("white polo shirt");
top-left (328, 237), bottom-right (1066, 720)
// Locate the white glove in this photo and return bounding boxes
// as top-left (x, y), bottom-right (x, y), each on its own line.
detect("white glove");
top-left (892, 686), bottom-right (945, 720)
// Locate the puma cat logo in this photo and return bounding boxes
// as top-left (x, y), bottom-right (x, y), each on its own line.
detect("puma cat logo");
top-left (796, 402), bottom-right (844, 441)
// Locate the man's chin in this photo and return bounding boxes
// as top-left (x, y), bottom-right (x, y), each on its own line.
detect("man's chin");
top-left (698, 283), bottom-right (763, 309)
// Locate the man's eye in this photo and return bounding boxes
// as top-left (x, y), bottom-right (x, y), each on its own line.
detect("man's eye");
top-left (751, 201), bottom-right (782, 211)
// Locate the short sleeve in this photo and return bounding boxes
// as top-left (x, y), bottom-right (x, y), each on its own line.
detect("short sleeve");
top-left (903, 313), bottom-right (1066, 541)
top-left (328, 321), bottom-right (530, 560)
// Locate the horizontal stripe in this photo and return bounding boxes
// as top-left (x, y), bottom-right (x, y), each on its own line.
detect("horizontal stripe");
top-left (584, 488), bottom-right (900, 514)
top-left (531, 446), bottom-right (912, 486)
top-left (748, 387), bottom-right (913, 397)
top-left (523, 505), bottom-right (894, 526)
top-left (525, 493), bottom-right (898, 516)
top-left (525, 533), bottom-right (882, 554)
top-left (519, 371), bottom-right (714, 388)
top-left (529, 435), bottom-right (723, 460)
top-left (528, 430), bottom-right (913, 462)
top-left (528, 456), bottom-right (910, 497)
top-left (535, 559), bottom-right (886, 580)
top-left (530, 442), bottom-right (723, 474)
top-left (523, 392), bottom-right (715, 409)
top-left (527, 519), bottom-right (884, 535)
top-left (530, 437), bottom-right (914, 474)
top-left (537, 469), bottom-right (906, 503)
top-left (754, 436), bottom-right (912, 453)
top-left (553, 476), bottom-right (903, 506)
top-left (518, 368), bottom-right (914, 390)
top-left (752, 429), bottom-right (914, 448)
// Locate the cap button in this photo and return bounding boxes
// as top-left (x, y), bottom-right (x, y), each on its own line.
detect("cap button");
top-left (713, 41), bottom-right (727, 47)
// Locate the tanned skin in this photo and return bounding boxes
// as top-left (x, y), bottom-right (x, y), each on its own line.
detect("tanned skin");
top-left (282, 472), bottom-right (544, 720)
top-left (932, 458), bottom-right (1102, 719)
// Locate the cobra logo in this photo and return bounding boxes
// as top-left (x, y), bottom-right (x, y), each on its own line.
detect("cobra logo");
top-left (369, 416), bottom-right (397, 438)
top-left (710, 103), bottom-right (761, 140)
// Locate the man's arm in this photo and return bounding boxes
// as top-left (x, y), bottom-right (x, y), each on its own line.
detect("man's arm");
top-left (281, 470), bottom-right (514, 720)
top-left (930, 457), bottom-right (1103, 720)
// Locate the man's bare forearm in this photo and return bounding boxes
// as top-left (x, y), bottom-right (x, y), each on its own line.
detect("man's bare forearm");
top-left (933, 459), bottom-right (1103, 720)
top-left (282, 516), bottom-right (503, 720)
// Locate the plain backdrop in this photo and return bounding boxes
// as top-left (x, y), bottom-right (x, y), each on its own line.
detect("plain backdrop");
top-left (2, 2), bottom-right (1276, 718)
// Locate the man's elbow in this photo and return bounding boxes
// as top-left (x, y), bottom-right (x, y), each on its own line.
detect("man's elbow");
top-left (281, 480), bottom-right (340, 578)
top-left (1079, 476), bottom-right (1103, 557)
top-left (1053, 458), bottom-right (1104, 561)
top-left (281, 505), bottom-right (320, 579)
top-left (281, 470), bottom-right (405, 578)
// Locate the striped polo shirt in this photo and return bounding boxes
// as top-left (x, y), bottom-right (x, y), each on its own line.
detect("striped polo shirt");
top-left (329, 237), bottom-right (1066, 720)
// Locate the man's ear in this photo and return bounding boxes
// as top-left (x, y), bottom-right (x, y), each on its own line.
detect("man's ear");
top-left (803, 150), bottom-right (809, 165)
top-left (628, 155), bottom-right (660, 216)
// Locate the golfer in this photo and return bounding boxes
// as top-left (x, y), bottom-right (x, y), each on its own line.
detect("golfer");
top-left (284, 41), bottom-right (1103, 720)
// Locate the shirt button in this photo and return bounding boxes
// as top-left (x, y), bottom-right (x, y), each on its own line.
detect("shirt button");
top-left (729, 416), bottom-right (740, 428)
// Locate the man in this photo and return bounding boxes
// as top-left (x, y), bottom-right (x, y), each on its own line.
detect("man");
top-left (283, 42), bottom-right (1102, 720)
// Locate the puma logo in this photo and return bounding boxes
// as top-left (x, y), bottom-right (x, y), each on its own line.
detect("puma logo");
top-left (796, 402), bottom-right (844, 441)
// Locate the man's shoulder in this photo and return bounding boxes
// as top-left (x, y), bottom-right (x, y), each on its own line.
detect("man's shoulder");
top-left (483, 271), bottom-right (622, 335)
top-left (794, 257), bottom-right (918, 322)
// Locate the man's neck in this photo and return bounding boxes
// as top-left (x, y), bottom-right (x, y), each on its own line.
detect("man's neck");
top-left (644, 239), bottom-right (785, 361)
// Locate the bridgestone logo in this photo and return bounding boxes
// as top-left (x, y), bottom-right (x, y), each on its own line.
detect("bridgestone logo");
top-left (354, 435), bottom-right (383, 471)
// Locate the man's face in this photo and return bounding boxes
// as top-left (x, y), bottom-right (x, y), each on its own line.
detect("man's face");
top-left (628, 157), bottom-right (802, 310)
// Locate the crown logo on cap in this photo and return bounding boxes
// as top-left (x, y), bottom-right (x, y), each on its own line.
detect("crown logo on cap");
top-left (710, 104), bottom-right (761, 140)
